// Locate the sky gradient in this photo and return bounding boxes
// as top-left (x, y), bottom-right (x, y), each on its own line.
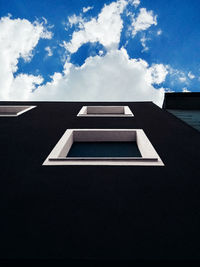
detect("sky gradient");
top-left (0, 0), bottom-right (200, 107)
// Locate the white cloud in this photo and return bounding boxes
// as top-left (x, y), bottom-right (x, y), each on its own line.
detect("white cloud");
top-left (45, 46), bottom-right (53, 56)
top-left (188, 71), bottom-right (195, 79)
top-left (0, 15), bottom-right (52, 100)
top-left (157, 29), bottom-right (162, 35)
top-left (148, 64), bottom-right (168, 84)
top-left (83, 6), bottom-right (93, 13)
top-left (132, 8), bottom-right (157, 36)
top-left (67, 14), bottom-right (84, 28)
top-left (131, 0), bottom-right (140, 8)
top-left (164, 88), bottom-right (174, 93)
top-left (32, 48), bottom-right (165, 107)
top-left (179, 76), bottom-right (187, 82)
top-left (63, 0), bottom-right (127, 53)
top-left (10, 74), bottom-right (43, 99)
top-left (140, 35), bottom-right (149, 52)
top-left (168, 67), bottom-right (188, 84)
top-left (182, 87), bottom-right (190, 93)
top-left (0, 3), bottom-right (170, 107)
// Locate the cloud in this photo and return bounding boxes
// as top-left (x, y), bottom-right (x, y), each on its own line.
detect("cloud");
top-left (182, 87), bottom-right (190, 92)
top-left (63, 0), bottom-right (127, 53)
top-left (67, 14), bottom-right (84, 28)
top-left (45, 46), bottom-right (53, 56)
top-left (0, 2), bottom-right (170, 107)
top-left (148, 64), bottom-right (168, 84)
top-left (83, 6), bottom-right (93, 13)
top-left (0, 15), bottom-right (52, 100)
top-left (179, 76), bottom-right (187, 82)
top-left (132, 0), bottom-right (140, 7)
top-left (157, 29), bottom-right (162, 35)
top-left (31, 48), bottom-right (165, 107)
top-left (167, 67), bottom-right (189, 84)
top-left (131, 8), bottom-right (157, 36)
top-left (164, 88), bottom-right (174, 93)
top-left (10, 74), bottom-right (43, 99)
top-left (140, 35), bottom-right (149, 52)
top-left (188, 71), bottom-right (195, 79)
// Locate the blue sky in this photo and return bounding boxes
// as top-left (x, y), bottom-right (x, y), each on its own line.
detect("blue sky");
top-left (0, 0), bottom-right (200, 106)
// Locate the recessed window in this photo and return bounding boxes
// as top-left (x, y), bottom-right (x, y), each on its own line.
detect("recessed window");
top-left (43, 129), bottom-right (164, 166)
top-left (0, 106), bottom-right (36, 117)
top-left (77, 106), bottom-right (133, 117)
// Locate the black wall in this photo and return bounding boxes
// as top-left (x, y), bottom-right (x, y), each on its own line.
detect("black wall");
top-left (164, 92), bottom-right (200, 109)
top-left (0, 101), bottom-right (200, 260)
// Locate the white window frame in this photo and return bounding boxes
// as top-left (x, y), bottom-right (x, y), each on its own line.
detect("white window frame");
top-left (43, 129), bottom-right (164, 166)
top-left (77, 106), bottom-right (133, 117)
top-left (0, 106), bottom-right (36, 117)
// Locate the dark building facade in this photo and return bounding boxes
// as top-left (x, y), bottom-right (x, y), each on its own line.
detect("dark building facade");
top-left (164, 92), bottom-right (200, 132)
top-left (0, 101), bottom-right (200, 261)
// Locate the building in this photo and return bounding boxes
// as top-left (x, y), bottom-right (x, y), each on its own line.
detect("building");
top-left (0, 100), bottom-right (200, 261)
top-left (164, 92), bottom-right (200, 132)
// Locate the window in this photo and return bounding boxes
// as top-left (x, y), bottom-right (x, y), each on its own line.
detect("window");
top-left (77, 106), bottom-right (133, 117)
top-left (0, 106), bottom-right (36, 117)
top-left (43, 129), bottom-right (164, 166)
